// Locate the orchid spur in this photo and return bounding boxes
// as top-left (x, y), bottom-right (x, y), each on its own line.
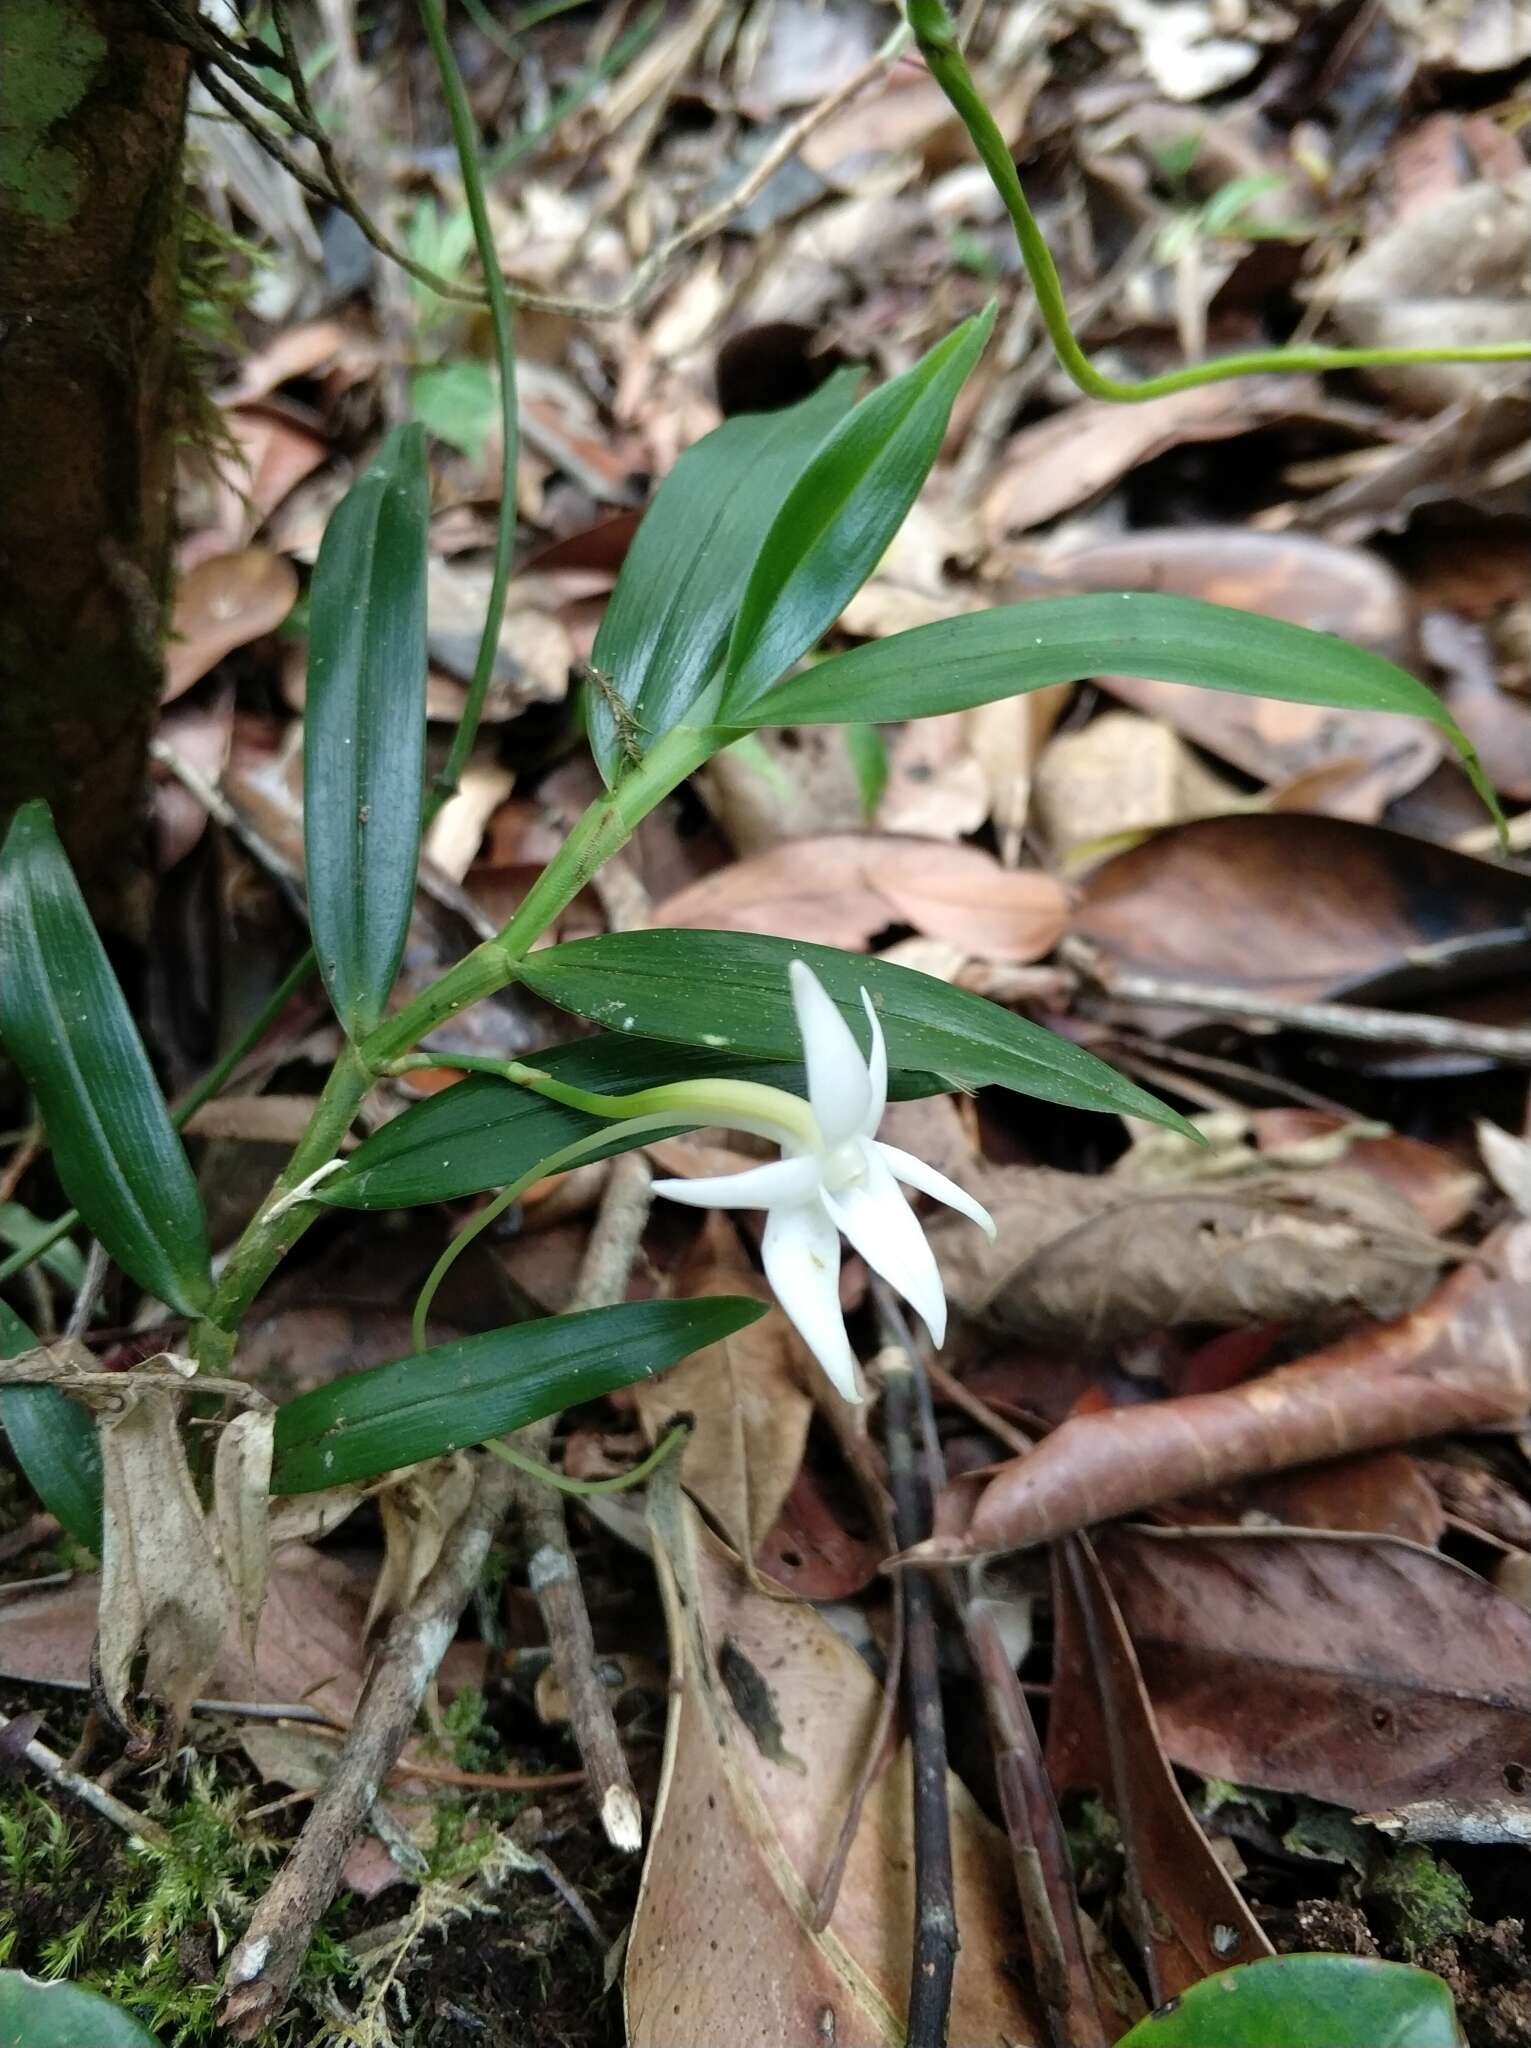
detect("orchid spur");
top-left (647, 961), bottom-right (997, 1402)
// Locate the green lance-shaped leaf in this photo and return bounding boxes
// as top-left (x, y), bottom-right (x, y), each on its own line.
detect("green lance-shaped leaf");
top-left (737, 592), bottom-right (1503, 828)
top-left (0, 1972), bottom-right (163, 2048)
top-left (322, 1036), bottom-right (945, 1211)
top-left (0, 1299), bottom-right (101, 1552)
top-left (1115, 1954), bottom-right (1463, 2048)
top-left (718, 305), bottom-right (995, 715)
top-left (516, 929), bottom-right (1192, 1134)
top-left (588, 370), bottom-right (860, 784)
top-left (270, 1295), bottom-right (766, 1493)
top-left (0, 803), bottom-right (211, 1314)
top-left (304, 423), bottom-right (430, 1038)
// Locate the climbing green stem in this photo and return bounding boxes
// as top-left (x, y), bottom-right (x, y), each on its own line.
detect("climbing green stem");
top-left (908, 0), bottom-right (1531, 401)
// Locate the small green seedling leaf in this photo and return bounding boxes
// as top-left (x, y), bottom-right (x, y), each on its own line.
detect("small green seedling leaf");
top-left (304, 422), bottom-right (430, 1038)
top-left (719, 305), bottom-right (995, 714)
top-left (1115, 1954), bottom-right (1463, 2048)
top-left (588, 370), bottom-right (860, 785)
top-left (0, 1300), bottom-right (101, 1552)
top-left (516, 929), bottom-right (1192, 1133)
top-left (0, 803), bottom-right (212, 1314)
top-left (270, 1296), bottom-right (766, 1492)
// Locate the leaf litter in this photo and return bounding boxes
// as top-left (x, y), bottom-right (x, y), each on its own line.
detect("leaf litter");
top-left (12, 0), bottom-right (1531, 2042)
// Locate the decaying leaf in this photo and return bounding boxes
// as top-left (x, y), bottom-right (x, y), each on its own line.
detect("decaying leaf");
top-left (1099, 1525), bottom-right (1531, 1810)
top-left (213, 1410), bottom-right (275, 1662)
top-left (632, 1214), bottom-right (814, 1565)
top-left (652, 832), bottom-right (1068, 963)
top-left (366, 1454), bottom-right (478, 1633)
top-left (97, 1376), bottom-right (233, 1739)
top-left (164, 548), bottom-right (298, 702)
top-left (918, 1225), bottom-right (1531, 1561)
top-left (627, 1475), bottom-right (1042, 2046)
top-left (1031, 710), bottom-right (1244, 862)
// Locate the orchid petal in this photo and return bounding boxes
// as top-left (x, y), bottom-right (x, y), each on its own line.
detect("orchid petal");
top-left (651, 1154), bottom-right (822, 1211)
top-left (860, 989), bottom-right (887, 1134)
top-left (763, 1198), bottom-right (861, 1402)
top-left (789, 958), bottom-right (873, 1148)
top-left (821, 1140), bottom-right (948, 1347)
top-left (874, 1142), bottom-right (997, 1239)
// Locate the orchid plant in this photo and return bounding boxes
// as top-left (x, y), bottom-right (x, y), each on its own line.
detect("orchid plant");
top-left (0, 0), bottom-right (1505, 1565)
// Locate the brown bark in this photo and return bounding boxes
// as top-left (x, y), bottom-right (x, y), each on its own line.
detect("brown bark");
top-left (0, 0), bottom-right (190, 921)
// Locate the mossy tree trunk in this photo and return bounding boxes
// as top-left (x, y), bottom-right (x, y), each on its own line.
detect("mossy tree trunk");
top-left (0, 0), bottom-right (189, 925)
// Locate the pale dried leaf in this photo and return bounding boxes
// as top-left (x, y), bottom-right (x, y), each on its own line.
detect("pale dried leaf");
top-left (213, 1410), bottom-right (274, 1662)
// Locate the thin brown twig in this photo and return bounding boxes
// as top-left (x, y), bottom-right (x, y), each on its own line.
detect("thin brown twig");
top-left (871, 1295), bottom-right (958, 2048)
top-left (510, 1150), bottom-right (654, 1854)
top-left (0, 1706), bottom-right (172, 1849)
top-left (218, 1456), bottom-right (520, 2038)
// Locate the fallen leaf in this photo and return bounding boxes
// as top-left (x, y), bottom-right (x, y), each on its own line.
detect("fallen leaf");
top-left (423, 760), bottom-right (516, 884)
top-left (626, 1477), bottom-right (1042, 2046)
top-left (1032, 710), bottom-right (1244, 862)
top-left (1074, 813), bottom-right (1531, 1004)
top-left (982, 378), bottom-right (1323, 537)
top-left (1099, 1524), bottom-right (1531, 1809)
top-left (1047, 1539), bottom-right (1273, 2001)
top-left (164, 548), bottom-right (298, 703)
top-left (652, 832), bottom-right (1068, 962)
top-left (213, 1410), bottom-right (275, 1662)
top-left (632, 1215), bottom-right (813, 1564)
top-left (917, 1229), bottom-right (1531, 1561)
top-left (1250, 1111), bottom-right (1481, 1234)
top-left (153, 683), bottom-right (235, 869)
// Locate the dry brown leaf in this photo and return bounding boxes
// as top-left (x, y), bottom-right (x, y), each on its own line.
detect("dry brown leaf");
top-left (626, 1478), bottom-right (1042, 2046)
top-left (164, 548), bottom-right (298, 703)
top-left (96, 1375), bottom-right (232, 1735)
top-left (932, 1160), bottom-right (1450, 1351)
top-left (1073, 812), bottom-right (1531, 1005)
top-left (982, 377), bottom-right (1321, 537)
top-left (366, 1455), bottom-right (478, 1634)
top-left (876, 715), bottom-right (991, 841)
top-left (1099, 1524), bottom-right (1531, 1809)
top-left (1048, 1540), bottom-right (1273, 2001)
top-left (1032, 710), bottom-right (1245, 862)
top-left (652, 832), bottom-right (1068, 963)
top-left (423, 759), bottom-right (516, 884)
top-left (153, 683), bottom-right (235, 869)
top-left (632, 1215), bottom-right (813, 1563)
top-left (1326, 169), bottom-right (1531, 413)
top-left (916, 1229), bottom-right (1531, 1562)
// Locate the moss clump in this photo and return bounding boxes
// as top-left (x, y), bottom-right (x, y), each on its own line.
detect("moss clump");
top-left (1365, 1844), bottom-right (1473, 1958)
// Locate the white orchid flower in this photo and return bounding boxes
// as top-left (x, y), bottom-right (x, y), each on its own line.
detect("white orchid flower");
top-left (648, 960), bottom-right (996, 1402)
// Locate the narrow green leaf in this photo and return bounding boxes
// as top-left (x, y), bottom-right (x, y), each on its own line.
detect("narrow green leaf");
top-left (0, 803), bottom-right (211, 1314)
top-left (719, 306), bottom-right (995, 714)
top-left (516, 930), bottom-right (1191, 1132)
top-left (0, 1202), bottom-right (84, 1289)
top-left (844, 722), bottom-right (889, 819)
top-left (304, 423), bottom-right (430, 1038)
top-left (0, 1975), bottom-right (161, 2048)
top-left (270, 1296), bottom-right (766, 1493)
top-left (0, 1300), bottom-right (101, 1552)
top-left (588, 371), bottom-right (861, 785)
top-left (739, 592), bottom-right (1503, 828)
top-left (1116, 1955), bottom-right (1462, 2048)
top-left (322, 1037), bottom-right (943, 1210)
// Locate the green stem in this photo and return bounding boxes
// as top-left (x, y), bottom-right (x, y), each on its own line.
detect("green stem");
top-left (483, 1418), bottom-right (691, 1496)
top-left (0, 950), bottom-right (318, 1291)
top-left (417, 0), bottom-right (519, 815)
top-left (908, 0), bottom-right (1531, 401)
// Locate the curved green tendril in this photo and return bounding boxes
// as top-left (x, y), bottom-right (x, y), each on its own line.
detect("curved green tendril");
top-left (908, 0), bottom-right (1531, 402)
top-left (483, 1417), bottom-right (691, 1496)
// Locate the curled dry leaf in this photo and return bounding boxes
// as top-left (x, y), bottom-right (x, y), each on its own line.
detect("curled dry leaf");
top-left (1098, 1524), bottom-right (1531, 1810)
top-left (366, 1454), bottom-right (478, 1634)
top-left (652, 832), bottom-right (1068, 963)
top-left (916, 1228), bottom-right (1531, 1562)
top-left (1048, 1540), bottom-right (1273, 2002)
top-left (632, 1214), bottom-right (813, 1566)
top-left (932, 1162), bottom-right (1450, 1351)
top-left (213, 1410), bottom-right (275, 1663)
top-left (163, 548), bottom-right (298, 703)
top-left (96, 1376), bottom-right (232, 1738)
top-left (627, 1478), bottom-right (1042, 2047)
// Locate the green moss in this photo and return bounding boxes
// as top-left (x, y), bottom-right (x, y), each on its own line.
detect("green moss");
top-left (1365, 1844), bottom-right (1473, 1959)
top-left (0, 0), bottom-right (107, 224)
